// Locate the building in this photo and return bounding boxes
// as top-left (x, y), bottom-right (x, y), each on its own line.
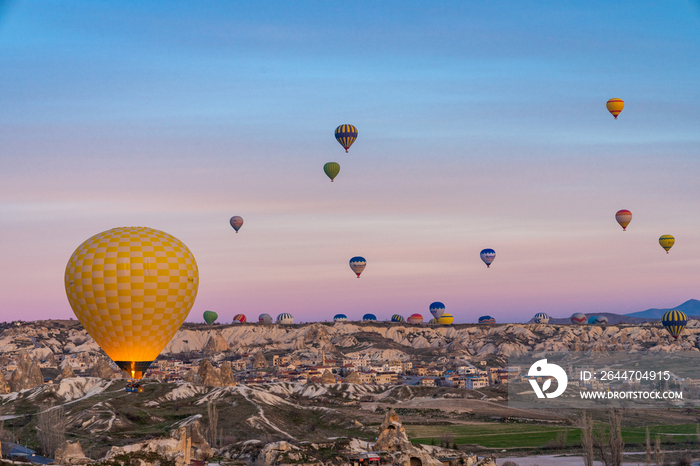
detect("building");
top-left (466, 376), bottom-right (488, 389)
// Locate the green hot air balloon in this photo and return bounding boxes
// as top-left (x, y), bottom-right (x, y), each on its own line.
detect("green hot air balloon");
top-left (203, 310), bottom-right (218, 325)
top-left (323, 162), bottom-right (340, 182)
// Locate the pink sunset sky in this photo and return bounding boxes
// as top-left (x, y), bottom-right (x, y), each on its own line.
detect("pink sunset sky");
top-left (2, 1), bottom-right (700, 323)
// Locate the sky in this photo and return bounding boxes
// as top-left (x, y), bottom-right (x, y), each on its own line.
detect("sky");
top-left (1, 1), bottom-right (700, 324)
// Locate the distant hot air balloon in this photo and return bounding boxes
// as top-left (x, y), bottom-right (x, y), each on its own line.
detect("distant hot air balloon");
top-left (606, 98), bottom-right (624, 119)
top-left (429, 302), bottom-right (445, 318)
top-left (615, 210), bottom-right (632, 231)
top-left (349, 256), bottom-right (366, 277)
top-left (533, 313), bottom-right (549, 324)
top-left (593, 316), bottom-right (608, 325)
top-left (571, 313), bottom-right (587, 325)
top-left (662, 310), bottom-right (688, 340)
top-left (478, 316), bottom-right (496, 324)
top-left (480, 249), bottom-right (496, 268)
top-left (335, 124), bottom-right (358, 152)
top-left (203, 311), bottom-right (218, 325)
top-left (259, 313), bottom-right (273, 324)
top-left (334, 314), bottom-right (348, 322)
top-left (277, 313), bottom-right (294, 325)
top-left (233, 314), bottom-right (246, 323)
top-left (408, 313), bottom-right (423, 324)
top-left (659, 235), bottom-right (675, 254)
top-left (428, 318), bottom-right (438, 324)
top-left (65, 227), bottom-right (198, 380)
top-left (438, 313), bottom-right (454, 325)
top-left (391, 314), bottom-right (405, 323)
top-left (230, 216), bottom-right (244, 233)
top-left (323, 162), bottom-right (340, 182)
top-left (362, 313), bottom-right (377, 322)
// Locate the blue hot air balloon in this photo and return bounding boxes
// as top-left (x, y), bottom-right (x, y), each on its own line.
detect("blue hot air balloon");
top-left (362, 313), bottom-right (377, 322)
top-left (334, 314), bottom-right (348, 322)
top-left (429, 302), bottom-right (445, 318)
top-left (533, 312), bottom-right (550, 324)
top-left (662, 310), bottom-right (688, 340)
top-left (478, 316), bottom-right (496, 324)
top-left (349, 256), bottom-right (366, 278)
top-left (276, 313), bottom-right (294, 324)
top-left (391, 314), bottom-right (405, 323)
top-left (480, 249), bottom-right (496, 268)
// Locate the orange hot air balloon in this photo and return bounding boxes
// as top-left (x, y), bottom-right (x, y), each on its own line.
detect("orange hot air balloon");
top-left (615, 209), bottom-right (632, 231)
top-left (606, 98), bottom-right (624, 119)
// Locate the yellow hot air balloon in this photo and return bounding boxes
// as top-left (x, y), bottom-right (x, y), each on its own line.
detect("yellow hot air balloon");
top-left (65, 227), bottom-right (198, 379)
top-left (659, 234), bottom-right (675, 254)
top-left (606, 98), bottom-right (624, 119)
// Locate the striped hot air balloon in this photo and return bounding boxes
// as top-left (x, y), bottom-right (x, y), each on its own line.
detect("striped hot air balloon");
top-left (276, 313), bottom-right (294, 325)
top-left (615, 210), bottom-right (632, 231)
top-left (662, 310), bottom-right (687, 340)
top-left (408, 313), bottom-right (423, 324)
top-left (428, 318), bottom-right (438, 324)
top-left (478, 316), bottom-right (496, 324)
top-left (391, 314), bottom-right (405, 323)
top-left (438, 313), bottom-right (454, 325)
top-left (606, 98), bottom-right (624, 119)
top-left (323, 162), bottom-right (340, 182)
top-left (533, 312), bottom-right (549, 324)
top-left (659, 235), bottom-right (675, 254)
top-left (233, 314), bottom-right (246, 323)
top-left (349, 256), bottom-right (366, 277)
top-left (571, 313), bottom-right (587, 324)
top-left (480, 249), bottom-right (496, 268)
top-left (334, 314), bottom-right (348, 322)
top-left (258, 313), bottom-right (273, 324)
top-left (335, 124), bottom-right (358, 152)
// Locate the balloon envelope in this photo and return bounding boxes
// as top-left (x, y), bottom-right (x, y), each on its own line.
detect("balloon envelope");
top-left (615, 210), bottom-right (632, 231)
top-left (65, 227), bottom-right (198, 379)
top-left (335, 124), bottom-right (358, 152)
top-left (662, 310), bottom-right (687, 339)
top-left (362, 313), bottom-right (377, 321)
top-left (571, 313), bottom-right (587, 324)
top-left (429, 302), bottom-right (445, 318)
top-left (533, 313), bottom-right (549, 324)
top-left (277, 313), bottom-right (294, 324)
top-left (659, 235), bottom-right (675, 253)
top-left (438, 313), bottom-right (454, 325)
top-left (233, 314), bottom-right (246, 323)
top-left (391, 314), bottom-right (405, 323)
top-left (334, 314), bottom-right (348, 322)
top-left (349, 256), bottom-right (366, 277)
top-left (258, 313), bottom-right (273, 324)
top-left (428, 318), bottom-right (438, 324)
top-left (606, 98), bottom-right (624, 119)
top-left (203, 311), bottom-right (218, 325)
top-left (408, 313), bottom-right (423, 324)
top-left (323, 162), bottom-right (340, 182)
top-left (478, 316), bottom-right (496, 324)
top-left (230, 216), bottom-right (244, 233)
top-left (480, 249), bottom-right (496, 268)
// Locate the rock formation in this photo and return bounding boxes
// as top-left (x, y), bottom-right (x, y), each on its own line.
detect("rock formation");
top-left (251, 441), bottom-right (300, 466)
top-left (89, 358), bottom-right (113, 379)
top-left (219, 361), bottom-right (236, 386)
top-left (58, 363), bottom-right (76, 381)
top-left (54, 440), bottom-right (90, 465)
top-left (253, 351), bottom-right (267, 368)
top-left (320, 369), bottom-right (335, 384)
top-left (372, 409), bottom-right (412, 453)
top-left (198, 359), bottom-right (223, 387)
top-left (9, 351), bottom-right (44, 392)
top-left (203, 332), bottom-right (230, 354)
top-left (0, 372), bottom-right (10, 394)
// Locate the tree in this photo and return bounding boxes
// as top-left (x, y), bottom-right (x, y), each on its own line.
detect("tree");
top-left (37, 403), bottom-right (66, 458)
top-left (206, 401), bottom-right (218, 447)
top-left (580, 412), bottom-right (594, 466)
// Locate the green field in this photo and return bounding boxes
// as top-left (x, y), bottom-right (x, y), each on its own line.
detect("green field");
top-left (407, 423), bottom-right (700, 449)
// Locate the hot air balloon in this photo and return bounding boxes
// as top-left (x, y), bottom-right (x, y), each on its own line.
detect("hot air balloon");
top-left (533, 313), bottom-right (549, 324)
top-left (428, 318), bottom-right (438, 324)
top-left (65, 227), bottom-right (198, 380)
top-left (571, 313), bottom-right (587, 325)
top-left (335, 124), bottom-right (358, 152)
top-left (349, 256), bottom-right (366, 277)
top-left (594, 316), bottom-right (608, 325)
top-left (662, 310), bottom-right (688, 340)
top-left (480, 249), bottom-right (496, 268)
top-left (323, 162), bottom-right (340, 182)
top-left (277, 313), bottom-right (294, 325)
top-left (203, 311), bottom-right (218, 325)
top-left (429, 302), bottom-right (445, 318)
top-left (362, 313), bottom-right (377, 322)
top-left (259, 313), bottom-right (273, 324)
top-left (408, 313), bottom-right (423, 324)
top-left (478, 316), bottom-right (496, 324)
top-left (606, 98), bottom-right (624, 119)
top-left (438, 313), bottom-right (454, 325)
top-left (391, 314), bottom-right (405, 323)
top-left (615, 210), bottom-right (632, 231)
top-left (233, 314), bottom-right (246, 323)
top-left (659, 235), bottom-right (675, 254)
top-left (334, 314), bottom-right (348, 322)
top-left (230, 216), bottom-right (244, 233)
